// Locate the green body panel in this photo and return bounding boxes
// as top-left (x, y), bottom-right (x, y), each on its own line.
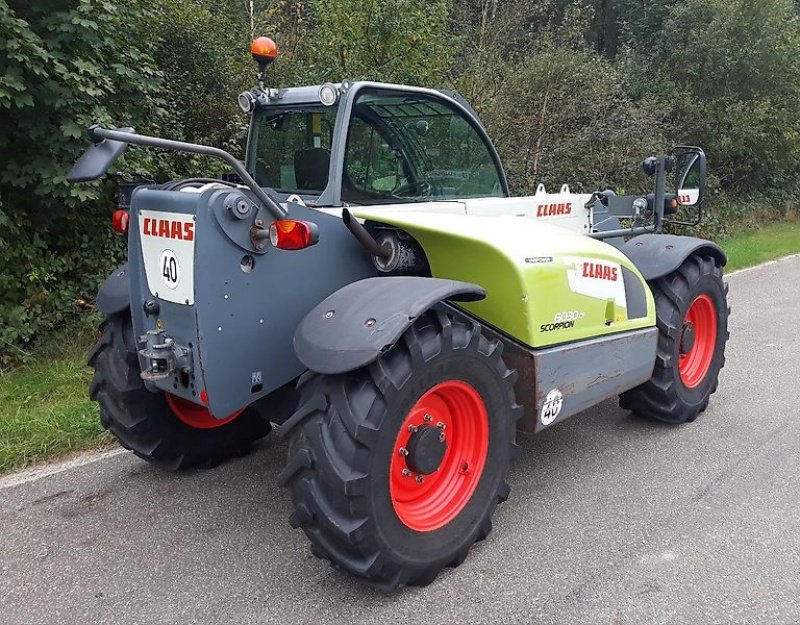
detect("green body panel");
top-left (353, 209), bottom-right (656, 348)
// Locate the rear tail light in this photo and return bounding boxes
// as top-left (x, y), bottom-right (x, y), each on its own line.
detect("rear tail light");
top-left (112, 209), bottom-right (129, 235)
top-left (269, 220), bottom-right (319, 250)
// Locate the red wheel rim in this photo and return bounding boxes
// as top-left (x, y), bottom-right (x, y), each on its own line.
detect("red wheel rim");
top-left (389, 380), bottom-right (489, 532)
top-left (166, 394), bottom-right (244, 429)
top-left (679, 294), bottom-right (717, 388)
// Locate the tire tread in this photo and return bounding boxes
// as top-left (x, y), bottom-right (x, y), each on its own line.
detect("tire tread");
top-left (281, 310), bottom-right (521, 590)
top-left (620, 254), bottom-right (729, 424)
top-left (89, 311), bottom-right (270, 470)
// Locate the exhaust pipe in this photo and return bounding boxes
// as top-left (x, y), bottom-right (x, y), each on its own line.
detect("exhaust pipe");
top-left (342, 209), bottom-right (391, 260)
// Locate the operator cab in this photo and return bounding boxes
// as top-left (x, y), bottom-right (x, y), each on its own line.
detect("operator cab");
top-left (244, 82), bottom-right (509, 207)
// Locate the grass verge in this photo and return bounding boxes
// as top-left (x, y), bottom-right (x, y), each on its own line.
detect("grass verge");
top-left (1, 220), bottom-right (799, 475)
top-left (0, 318), bottom-right (111, 474)
top-left (719, 219), bottom-right (800, 271)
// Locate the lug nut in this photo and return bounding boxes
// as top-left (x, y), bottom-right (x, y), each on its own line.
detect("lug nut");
top-left (424, 414), bottom-right (432, 422)
top-left (408, 424), bottom-right (418, 433)
top-left (398, 447), bottom-right (409, 456)
top-left (402, 469), bottom-right (412, 477)
top-left (415, 475), bottom-right (425, 484)
top-left (439, 433), bottom-right (446, 443)
top-left (436, 422), bottom-right (446, 430)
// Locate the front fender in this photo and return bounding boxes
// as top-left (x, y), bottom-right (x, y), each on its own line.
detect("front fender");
top-left (621, 234), bottom-right (726, 281)
top-left (293, 277), bottom-right (485, 375)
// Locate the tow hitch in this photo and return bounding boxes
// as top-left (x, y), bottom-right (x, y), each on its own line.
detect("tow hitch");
top-left (138, 328), bottom-right (193, 382)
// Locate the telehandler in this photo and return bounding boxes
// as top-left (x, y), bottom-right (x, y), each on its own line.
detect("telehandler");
top-left (68, 37), bottom-right (729, 590)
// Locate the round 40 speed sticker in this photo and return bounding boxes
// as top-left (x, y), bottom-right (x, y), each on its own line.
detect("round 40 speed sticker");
top-left (159, 249), bottom-right (180, 290)
top-left (540, 388), bottom-right (564, 425)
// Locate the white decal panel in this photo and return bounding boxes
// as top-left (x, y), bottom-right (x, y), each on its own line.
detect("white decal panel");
top-left (678, 188), bottom-right (701, 206)
top-left (139, 210), bottom-right (195, 305)
top-left (564, 256), bottom-right (627, 309)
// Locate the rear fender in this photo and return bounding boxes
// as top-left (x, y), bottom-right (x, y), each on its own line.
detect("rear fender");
top-left (622, 234), bottom-right (726, 281)
top-left (293, 277), bottom-right (485, 375)
top-left (96, 263), bottom-right (131, 315)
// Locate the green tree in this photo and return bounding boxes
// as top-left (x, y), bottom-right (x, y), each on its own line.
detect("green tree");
top-left (0, 0), bottom-right (167, 363)
top-left (2, 0), bottom-right (800, 364)
top-left (627, 0), bottom-right (800, 191)
top-left (250, 0), bottom-right (453, 86)
top-left (483, 46), bottom-right (667, 194)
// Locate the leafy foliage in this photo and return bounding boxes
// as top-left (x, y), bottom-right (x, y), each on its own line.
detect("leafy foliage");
top-left (630, 0), bottom-right (800, 192)
top-left (1, 0), bottom-right (799, 365)
top-left (0, 0), bottom-right (167, 366)
top-left (481, 43), bottom-right (668, 193)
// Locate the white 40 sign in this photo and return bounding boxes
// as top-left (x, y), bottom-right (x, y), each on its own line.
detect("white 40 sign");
top-left (139, 210), bottom-right (195, 305)
top-left (159, 249), bottom-right (180, 289)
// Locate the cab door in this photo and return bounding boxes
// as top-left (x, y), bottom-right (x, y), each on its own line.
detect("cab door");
top-left (333, 85), bottom-right (509, 206)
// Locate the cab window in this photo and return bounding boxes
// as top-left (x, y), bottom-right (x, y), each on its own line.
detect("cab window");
top-left (342, 90), bottom-right (503, 204)
top-left (250, 106), bottom-right (337, 193)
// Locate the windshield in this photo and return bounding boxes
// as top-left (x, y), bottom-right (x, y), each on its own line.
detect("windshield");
top-left (249, 105), bottom-right (337, 194)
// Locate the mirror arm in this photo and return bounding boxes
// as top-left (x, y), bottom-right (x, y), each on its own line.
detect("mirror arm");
top-left (589, 224), bottom-right (658, 240)
top-left (664, 204), bottom-right (704, 228)
top-left (89, 126), bottom-right (287, 220)
top-left (652, 155), bottom-right (670, 233)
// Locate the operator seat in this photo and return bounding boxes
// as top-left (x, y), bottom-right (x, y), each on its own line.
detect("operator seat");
top-left (294, 148), bottom-right (330, 191)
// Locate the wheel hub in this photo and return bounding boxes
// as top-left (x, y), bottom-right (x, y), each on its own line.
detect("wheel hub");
top-left (166, 393), bottom-right (243, 429)
top-left (680, 321), bottom-right (696, 354)
top-left (389, 380), bottom-right (490, 532)
top-left (678, 294), bottom-right (718, 389)
top-left (405, 425), bottom-right (447, 475)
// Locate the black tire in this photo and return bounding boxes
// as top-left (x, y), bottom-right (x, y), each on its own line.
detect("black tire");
top-left (88, 311), bottom-right (271, 470)
top-left (620, 254), bottom-right (729, 424)
top-left (278, 310), bottom-right (521, 591)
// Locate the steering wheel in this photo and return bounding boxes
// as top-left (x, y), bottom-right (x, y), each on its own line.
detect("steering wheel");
top-left (391, 180), bottom-right (432, 200)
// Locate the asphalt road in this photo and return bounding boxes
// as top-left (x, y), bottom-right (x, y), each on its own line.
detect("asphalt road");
top-left (2, 256), bottom-right (799, 625)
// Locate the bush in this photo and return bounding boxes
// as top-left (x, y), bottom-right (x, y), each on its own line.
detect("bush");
top-left (481, 46), bottom-right (668, 194)
top-left (0, 0), bottom-right (254, 367)
top-left (2, 0), bottom-right (800, 366)
top-left (0, 1), bottom-right (169, 367)
top-left (625, 0), bottom-right (800, 193)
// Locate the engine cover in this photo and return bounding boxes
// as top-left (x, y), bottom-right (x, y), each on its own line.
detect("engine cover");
top-left (353, 206), bottom-right (655, 348)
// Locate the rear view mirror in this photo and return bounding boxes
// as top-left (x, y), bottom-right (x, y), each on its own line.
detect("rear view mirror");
top-left (413, 120), bottom-right (430, 136)
top-left (67, 125), bottom-right (135, 183)
top-left (673, 147), bottom-right (706, 207)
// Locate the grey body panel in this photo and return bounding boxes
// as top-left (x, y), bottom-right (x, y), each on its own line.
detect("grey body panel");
top-left (528, 327), bottom-right (658, 432)
top-left (127, 188), bottom-right (204, 401)
top-left (622, 234), bottom-right (726, 281)
top-left (478, 317), bottom-right (657, 433)
top-left (605, 195), bottom-right (641, 216)
top-left (294, 277), bottom-right (486, 375)
top-left (96, 263), bottom-right (131, 315)
top-left (128, 187), bottom-right (377, 418)
top-left (621, 266), bottom-right (648, 319)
